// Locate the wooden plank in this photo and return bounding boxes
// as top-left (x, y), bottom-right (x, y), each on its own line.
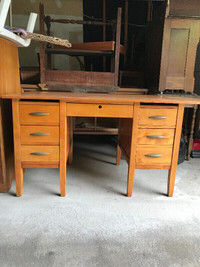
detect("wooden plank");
top-left (168, 104), bottom-right (184, 197)
top-left (0, 38), bottom-right (21, 95)
top-left (12, 99), bottom-right (23, 196)
top-left (2, 92), bottom-right (200, 105)
top-left (59, 100), bottom-right (66, 197)
top-left (55, 41), bottom-right (115, 52)
top-left (45, 70), bottom-right (115, 86)
top-left (39, 3), bottom-right (45, 84)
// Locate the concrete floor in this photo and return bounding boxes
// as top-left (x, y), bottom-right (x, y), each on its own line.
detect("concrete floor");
top-left (0, 136), bottom-right (200, 267)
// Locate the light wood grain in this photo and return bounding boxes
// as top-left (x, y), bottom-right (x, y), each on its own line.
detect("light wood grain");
top-left (19, 103), bottom-right (59, 125)
top-left (12, 99), bottom-right (23, 196)
top-left (136, 146), bottom-right (173, 165)
top-left (20, 126), bottom-right (59, 145)
top-left (3, 92), bottom-right (200, 105)
top-left (127, 103), bottom-right (140, 197)
top-left (0, 39), bottom-right (21, 96)
top-left (137, 128), bottom-right (175, 145)
top-left (168, 104), bottom-right (184, 197)
top-left (139, 106), bottom-right (178, 127)
top-left (21, 146), bottom-right (59, 162)
top-left (60, 100), bottom-right (67, 197)
top-left (66, 103), bottom-right (133, 118)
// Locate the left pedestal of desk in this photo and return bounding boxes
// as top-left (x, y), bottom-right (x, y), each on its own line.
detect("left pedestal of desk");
top-left (12, 100), bottom-right (66, 197)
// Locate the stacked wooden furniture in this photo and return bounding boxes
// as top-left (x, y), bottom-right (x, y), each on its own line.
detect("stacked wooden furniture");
top-left (39, 3), bottom-right (124, 93)
top-left (146, 0), bottom-right (200, 93)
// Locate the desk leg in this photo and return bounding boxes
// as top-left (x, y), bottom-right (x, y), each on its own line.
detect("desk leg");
top-left (127, 103), bottom-right (139, 197)
top-left (60, 100), bottom-right (67, 197)
top-left (168, 104), bottom-right (184, 197)
top-left (12, 99), bottom-right (23, 197)
top-left (116, 119), bottom-right (122, 166)
top-left (68, 117), bottom-right (73, 165)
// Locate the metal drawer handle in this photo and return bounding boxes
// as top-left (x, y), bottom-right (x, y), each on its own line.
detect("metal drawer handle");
top-left (147, 135), bottom-right (165, 139)
top-left (30, 132), bottom-right (50, 136)
top-left (29, 112), bottom-right (50, 116)
top-left (149, 116), bottom-right (167, 119)
top-left (145, 154), bottom-right (163, 158)
top-left (30, 152), bottom-right (50, 156)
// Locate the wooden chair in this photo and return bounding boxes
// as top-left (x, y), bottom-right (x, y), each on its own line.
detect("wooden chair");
top-left (39, 3), bottom-right (124, 92)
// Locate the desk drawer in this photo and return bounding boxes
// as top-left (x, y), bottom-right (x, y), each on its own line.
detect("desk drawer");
top-left (20, 103), bottom-right (59, 125)
top-left (136, 146), bottom-right (173, 165)
top-left (139, 106), bottom-right (177, 127)
top-left (21, 146), bottom-right (59, 162)
top-left (137, 129), bottom-right (175, 145)
top-left (66, 103), bottom-right (133, 118)
top-left (20, 126), bottom-right (59, 145)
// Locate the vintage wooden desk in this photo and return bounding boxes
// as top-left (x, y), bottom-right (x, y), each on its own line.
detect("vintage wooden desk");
top-left (3, 92), bottom-right (200, 197)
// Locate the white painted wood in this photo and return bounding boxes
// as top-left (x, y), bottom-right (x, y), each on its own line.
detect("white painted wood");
top-left (0, 0), bottom-right (37, 47)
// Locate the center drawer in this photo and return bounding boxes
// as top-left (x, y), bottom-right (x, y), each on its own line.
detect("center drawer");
top-left (20, 126), bottom-right (59, 145)
top-left (21, 146), bottom-right (59, 162)
top-left (66, 103), bottom-right (133, 118)
top-left (19, 103), bottom-right (59, 125)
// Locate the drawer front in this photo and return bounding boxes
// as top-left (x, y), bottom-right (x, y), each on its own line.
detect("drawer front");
top-left (137, 129), bottom-right (175, 145)
top-left (136, 146), bottom-right (173, 165)
top-left (66, 103), bottom-right (133, 118)
top-left (21, 146), bottom-right (59, 162)
top-left (20, 126), bottom-right (59, 145)
top-left (139, 107), bottom-right (177, 127)
top-left (20, 103), bottom-right (59, 125)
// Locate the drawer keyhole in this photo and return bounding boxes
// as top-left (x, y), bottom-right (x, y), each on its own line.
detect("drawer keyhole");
top-left (98, 105), bottom-right (102, 109)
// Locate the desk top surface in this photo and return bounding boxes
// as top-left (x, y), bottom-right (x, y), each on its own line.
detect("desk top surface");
top-left (2, 92), bottom-right (200, 105)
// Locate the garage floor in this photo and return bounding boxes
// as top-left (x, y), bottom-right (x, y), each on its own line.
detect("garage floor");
top-left (0, 136), bottom-right (200, 267)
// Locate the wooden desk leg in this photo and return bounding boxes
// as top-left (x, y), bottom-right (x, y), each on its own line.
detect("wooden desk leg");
top-left (60, 100), bottom-right (67, 197)
top-left (127, 103), bottom-right (139, 197)
top-left (12, 99), bottom-right (23, 197)
top-left (168, 104), bottom-right (184, 197)
top-left (116, 119), bottom-right (122, 166)
top-left (68, 117), bottom-right (73, 165)
top-left (116, 144), bottom-right (122, 166)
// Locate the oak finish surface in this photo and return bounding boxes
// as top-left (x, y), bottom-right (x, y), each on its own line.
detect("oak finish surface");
top-left (4, 93), bottom-right (200, 197)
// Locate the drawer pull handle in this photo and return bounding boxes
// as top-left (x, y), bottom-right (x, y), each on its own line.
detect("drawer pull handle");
top-left (145, 154), bottom-right (163, 158)
top-left (149, 116), bottom-right (167, 119)
top-left (29, 112), bottom-right (50, 116)
top-left (30, 152), bottom-right (50, 156)
top-left (147, 135), bottom-right (165, 139)
top-left (30, 132), bottom-right (50, 136)
top-left (98, 105), bottom-right (102, 109)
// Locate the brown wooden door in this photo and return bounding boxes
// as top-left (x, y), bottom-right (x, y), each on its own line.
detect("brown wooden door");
top-left (159, 19), bottom-right (200, 92)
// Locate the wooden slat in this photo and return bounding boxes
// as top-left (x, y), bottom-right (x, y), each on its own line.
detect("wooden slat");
top-left (45, 70), bottom-right (115, 86)
top-left (55, 42), bottom-right (115, 52)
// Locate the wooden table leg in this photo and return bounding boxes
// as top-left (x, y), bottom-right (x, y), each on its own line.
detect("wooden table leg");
top-left (68, 117), bottom-right (73, 165)
top-left (12, 99), bottom-right (23, 197)
top-left (116, 143), bottom-right (122, 166)
top-left (127, 103), bottom-right (139, 197)
top-left (60, 100), bottom-right (67, 197)
top-left (116, 119), bottom-right (122, 166)
top-left (168, 104), bottom-right (184, 197)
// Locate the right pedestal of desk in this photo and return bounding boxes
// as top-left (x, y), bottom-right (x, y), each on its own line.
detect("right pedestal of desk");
top-left (117, 103), bottom-right (185, 197)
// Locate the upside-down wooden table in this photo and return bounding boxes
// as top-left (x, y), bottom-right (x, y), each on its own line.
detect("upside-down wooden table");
top-left (3, 92), bottom-right (200, 197)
